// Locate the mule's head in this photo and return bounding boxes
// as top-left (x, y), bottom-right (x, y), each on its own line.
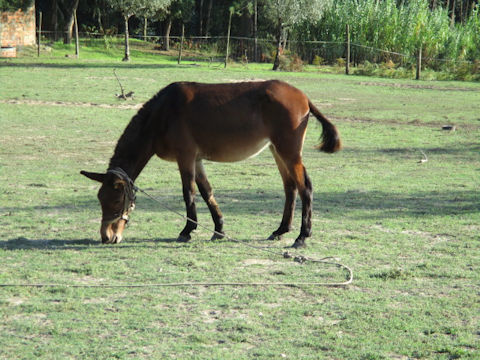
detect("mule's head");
top-left (80, 169), bottom-right (136, 244)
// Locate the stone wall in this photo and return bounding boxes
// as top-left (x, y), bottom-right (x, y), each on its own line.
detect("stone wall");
top-left (0, 5), bottom-right (36, 47)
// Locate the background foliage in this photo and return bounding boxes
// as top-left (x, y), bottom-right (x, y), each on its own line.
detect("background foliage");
top-left (0, 0), bottom-right (33, 11)
top-left (27, 0), bottom-right (479, 71)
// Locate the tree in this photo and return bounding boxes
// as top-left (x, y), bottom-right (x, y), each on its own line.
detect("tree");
top-left (264, 0), bottom-right (331, 70)
top-left (108, 0), bottom-right (169, 61)
top-left (137, 0), bottom-right (172, 41)
top-left (60, 0), bottom-right (79, 44)
top-left (148, 0), bottom-right (192, 51)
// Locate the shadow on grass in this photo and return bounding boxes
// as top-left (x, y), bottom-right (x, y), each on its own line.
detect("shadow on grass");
top-left (0, 236), bottom-right (188, 251)
top-left (1, 237), bottom-right (98, 250)
top-left (188, 189), bottom-right (480, 219)
top-left (0, 235), bottom-right (292, 254)
top-left (3, 186), bottom-right (478, 220)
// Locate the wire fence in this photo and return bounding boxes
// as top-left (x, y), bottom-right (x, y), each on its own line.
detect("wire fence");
top-left (37, 31), bottom-right (480, 77)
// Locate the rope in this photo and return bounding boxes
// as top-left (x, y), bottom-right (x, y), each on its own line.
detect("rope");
top-left (2, 180), bottom-right (353, 289)
top-left (0, 280), bottom-right (349, 288)
top-left (136, 187), bottom-right (353, 287)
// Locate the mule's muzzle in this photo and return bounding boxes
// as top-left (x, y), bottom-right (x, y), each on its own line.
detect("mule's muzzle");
top-left (102, 233), bottom-right (122, 244)
top-left (100, 218), bottom-right (127, 244)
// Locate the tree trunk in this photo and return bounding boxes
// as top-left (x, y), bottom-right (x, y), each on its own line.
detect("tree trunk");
top-left (272, 19), bottom-right (282, 71)
top-left (74, 9), bottom-right (79, 58)
top-left (143, 17), bottom-right (148, 40)
top-left (95, 8), bottom-right (104, 34)
top-left (178, 23), bottom-right (185, 64)
top-left (204, 0), bottom-right (213, 36)
top-left (164, 17), bottom-right (172, 51)
top-left (281, 27), bottom-right (288, 50)
top-left (123, 15), bottom-right (130, 62)
top-left (50, 0), bottom-right (58, 41)
top-left (63, 17), bottom-right (74, 44)
top-left (198, 0), bottom-right (204, 36)
top-left (62, 0), bottom-right (79, 44)
top-left (37, 11), bottom-right (42, 57)
top-left (450, 0), bottom-right (456, 26)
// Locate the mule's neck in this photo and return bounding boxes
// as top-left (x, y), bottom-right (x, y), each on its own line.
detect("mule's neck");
top-left (108, 151), bottom-right (152, 182)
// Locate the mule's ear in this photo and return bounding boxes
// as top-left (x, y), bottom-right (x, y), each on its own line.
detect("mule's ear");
top-left (80, 170), bottom-right (106, 183)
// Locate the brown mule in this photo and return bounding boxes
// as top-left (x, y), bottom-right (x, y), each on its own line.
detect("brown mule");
top-left (81, 80), bottom-right (341, 248)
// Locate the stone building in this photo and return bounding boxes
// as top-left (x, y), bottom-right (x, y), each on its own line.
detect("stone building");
top-left (0, 5), bottom-right (36, 48)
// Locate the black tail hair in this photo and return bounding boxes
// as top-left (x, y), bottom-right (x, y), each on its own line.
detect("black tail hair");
top-left (308, 100), bottom-right (342, 153)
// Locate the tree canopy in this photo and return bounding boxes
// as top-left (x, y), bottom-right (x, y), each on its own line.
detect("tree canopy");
top-left (31, 0), bottom-right (480, 67)
top-left (0, 0), bottom-right (33, 11)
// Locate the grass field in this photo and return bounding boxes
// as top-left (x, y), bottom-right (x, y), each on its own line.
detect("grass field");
top-left (0, 54), bottom-right (479, 359)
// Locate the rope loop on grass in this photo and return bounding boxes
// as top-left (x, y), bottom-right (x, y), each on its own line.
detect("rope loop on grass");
top-left (136, 187), bottom-right (353, 287)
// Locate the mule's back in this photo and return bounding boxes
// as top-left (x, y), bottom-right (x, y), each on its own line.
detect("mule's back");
top-left (162, 80), bottom-right (310, 162)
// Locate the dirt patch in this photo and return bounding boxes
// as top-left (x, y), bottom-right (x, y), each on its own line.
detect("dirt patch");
top-left (242, 258), bottom-right (275, 266)
top-left (0, 98), bottom-right (142, 110)
top-left (401, 229), bottom-right (450, 245)
top-left (358, 81), bottom-right (479, 92)
top-left (225, 78), bottom-right (266, 83)
top-left (331, 115), bottom-right (480, 130)
top-left (6, 297), bottom-right (25, 306)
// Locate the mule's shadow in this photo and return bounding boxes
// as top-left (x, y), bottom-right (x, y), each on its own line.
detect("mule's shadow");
top-left (138, 188), bottom-right (480, 219)
top-left (0, 236), bottom-right (187, 251)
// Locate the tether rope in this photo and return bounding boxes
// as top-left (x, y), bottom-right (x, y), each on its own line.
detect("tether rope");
top-left (1, 182), bottom-right (353, 289)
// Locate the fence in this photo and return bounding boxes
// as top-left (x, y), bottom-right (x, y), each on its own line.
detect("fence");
top-left (36, 30), bottom-right (479, 79)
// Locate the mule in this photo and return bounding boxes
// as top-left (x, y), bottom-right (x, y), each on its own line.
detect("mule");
top-left (81, 80), bottom-right (341, 248)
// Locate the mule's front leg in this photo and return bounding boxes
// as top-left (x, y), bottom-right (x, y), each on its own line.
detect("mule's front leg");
top-left (177, 168), bottom-right (197, 242)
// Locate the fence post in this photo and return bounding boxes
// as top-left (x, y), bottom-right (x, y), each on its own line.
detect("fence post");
top-left (37, 12), bottom-right (42, 57)
top-left (74, 9), bottom-right (79, 58)
top-left (225, 8), bottom-right (233, 68)
top-left (178, 23), bottom-right (184, 65)
top-left (345, 24), bottom-right (350, 75)
top-left (416, 44), bottom-right (422, 80)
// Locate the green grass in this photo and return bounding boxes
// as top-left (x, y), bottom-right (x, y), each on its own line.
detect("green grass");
top-left (0, 54), bottom-right (479, 359)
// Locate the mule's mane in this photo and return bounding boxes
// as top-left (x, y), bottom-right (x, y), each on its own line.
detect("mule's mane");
top-left (108, 89), bottom-right (165, 173)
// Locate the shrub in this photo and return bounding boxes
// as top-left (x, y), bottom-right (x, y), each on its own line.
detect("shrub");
top-left (312, 55), bottom-right (324, 66)
top-left (381, 60), bottom-right (396, 69)
top-left (279, 53), bottom-right (304, 72)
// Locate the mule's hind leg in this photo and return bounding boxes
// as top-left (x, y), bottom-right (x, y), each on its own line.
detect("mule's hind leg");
top-left (291, 163), bottom-right (313, 248)
top-left (273, 151), bottom-right (313, 248)
top-left (268, 145), bottom-right (297, 240)
top-left (195, 161), bottom-right (224, 240)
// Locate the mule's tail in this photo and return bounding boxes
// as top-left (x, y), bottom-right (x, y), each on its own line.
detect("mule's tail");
top-left (308, 100), bottom-right (342, 153)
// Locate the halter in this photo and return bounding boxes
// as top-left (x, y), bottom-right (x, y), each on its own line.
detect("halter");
top-left (106, 167), bottom-right (138, 223)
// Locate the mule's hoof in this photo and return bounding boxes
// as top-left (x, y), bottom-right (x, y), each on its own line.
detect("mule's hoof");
top-left (211, 232), bottom-right (225, 240)
top-left (177, 234), bottom-right (191, 243)
top-left (267, 233), bottom-right (283, 241)
top-left (291, 239), bottom-right (306, 248)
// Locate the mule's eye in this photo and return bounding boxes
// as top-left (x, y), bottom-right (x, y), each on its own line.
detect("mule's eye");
top-left (110, 184), bottom-right (123, 193)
